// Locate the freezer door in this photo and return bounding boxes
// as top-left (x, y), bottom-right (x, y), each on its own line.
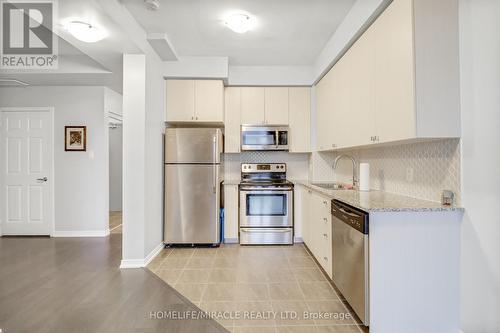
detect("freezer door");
top-left (165, 128), bottom-right (223, 164)
top-left (164, 164), bottom-right (220, 244)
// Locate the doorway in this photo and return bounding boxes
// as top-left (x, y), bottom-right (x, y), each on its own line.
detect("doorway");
top-left (108, 113), bottom-right (122, 234)
top-left (0, 107), bottom-right (54, 236)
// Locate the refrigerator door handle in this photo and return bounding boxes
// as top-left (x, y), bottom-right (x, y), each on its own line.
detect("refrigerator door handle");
top-left (212, 135), bottom-right (217, 193)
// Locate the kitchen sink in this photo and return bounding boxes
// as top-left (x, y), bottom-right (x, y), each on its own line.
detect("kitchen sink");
top-left (310, 182), bottom-right (352, 190)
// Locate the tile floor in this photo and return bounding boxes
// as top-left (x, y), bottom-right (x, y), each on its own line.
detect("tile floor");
top-left (148, 244), bottom-right (367, 333)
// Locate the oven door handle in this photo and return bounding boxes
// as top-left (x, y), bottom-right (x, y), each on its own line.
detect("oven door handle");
top-left (239, 187), bottom-right (293, 191)
top-left (240, 229), bottom-right (291, 233)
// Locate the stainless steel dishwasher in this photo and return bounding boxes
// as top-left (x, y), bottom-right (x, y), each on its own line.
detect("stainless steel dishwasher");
top-left (331, 199), bottom-right (369, 326)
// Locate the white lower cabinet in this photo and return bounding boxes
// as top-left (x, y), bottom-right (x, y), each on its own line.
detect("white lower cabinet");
top-left (298, 185), bottom-right (332, 279)
top-left (223, 184), bottom-right (239, 242)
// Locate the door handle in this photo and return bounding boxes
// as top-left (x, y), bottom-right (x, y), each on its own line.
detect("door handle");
top-left (37, 177), bottom-right (48, 182)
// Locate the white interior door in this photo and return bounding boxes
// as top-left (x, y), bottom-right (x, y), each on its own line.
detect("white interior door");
top-left (0, 109), bottom-right (53, 235)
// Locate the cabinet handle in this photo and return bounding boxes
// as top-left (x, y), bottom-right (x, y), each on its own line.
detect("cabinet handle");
top-left (323, 233), bottom-right (327, 238)
top-left (323, 217), bottom-right (327, 222)
top-left (191, 116), bottom-right (194, 120)
top-left (323, 257), bottom-right (328, 261)
top-left (196, 116), bottom-right (198, 120)
top-left (323, 200), bottom-right (327, 205)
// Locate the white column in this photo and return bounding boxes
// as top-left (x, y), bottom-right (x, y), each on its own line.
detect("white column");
top-left (121, 54), bottom-right (146, 267)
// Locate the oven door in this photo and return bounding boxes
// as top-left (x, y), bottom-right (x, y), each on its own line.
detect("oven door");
top-left (239, 189), bottom-right (293, 227)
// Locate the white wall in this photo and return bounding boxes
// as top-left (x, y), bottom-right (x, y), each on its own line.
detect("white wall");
top-left (122, 55), bottom-right (147, 263)
top-left (459, 1), bottom-right (500, 331)
top-left (228, 66), bottom-right (313, 86)
top-left (0, 86), bottom-right (109, 235)
top-left (121, 53), bottom-right (164, 267)
top-left (144, 54), bottom-right (165, 258)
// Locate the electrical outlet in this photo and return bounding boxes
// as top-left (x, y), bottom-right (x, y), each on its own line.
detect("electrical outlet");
top-left (406, 167), bottom-right (414, 183)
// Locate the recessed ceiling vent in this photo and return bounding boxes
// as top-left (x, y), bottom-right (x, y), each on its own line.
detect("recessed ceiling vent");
top-left (0, 78), bottom-right (29, 87)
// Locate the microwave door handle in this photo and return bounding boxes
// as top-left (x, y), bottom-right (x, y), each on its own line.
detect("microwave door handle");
top-left (276, 130), bottom-right (279, 148)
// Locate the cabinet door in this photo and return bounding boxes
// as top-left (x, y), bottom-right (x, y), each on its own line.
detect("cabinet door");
top-left (348, 25), bottom-right (377, 147)
top-left (316, 69), bottom-right (336, 151)
top-left (289, 87), bottom-right (311, 153)
top-left (264, 87), bottom-right (289, 125)
top-left (224, 185), bottom-right (239, 241)
top-left (224, 87), bottom-right (241, 153)
top-left (374, 0), bottom-right (415, 142)
top-left (332, 55), bottom-right (350, 149)
top-left (195, 80), bottom-right (224, 122)
top-left (241, 87), bottom-right (265, 124)
top-left (166, 80), bottom-right (195, 121)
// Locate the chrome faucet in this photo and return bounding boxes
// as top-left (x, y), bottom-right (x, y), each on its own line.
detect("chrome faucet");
top-left (333, 154), bottom-right (358, 188)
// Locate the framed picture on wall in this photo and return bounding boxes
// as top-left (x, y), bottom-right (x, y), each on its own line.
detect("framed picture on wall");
top-left (65, 126), bottom-right (87, 151)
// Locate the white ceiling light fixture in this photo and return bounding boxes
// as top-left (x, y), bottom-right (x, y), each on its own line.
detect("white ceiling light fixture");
top-left (65, 21), bottom-right (106, 43)
top-left (224, 12), bottom-right (256, 34)
top-left (144, 0), bottom-right (160, 11)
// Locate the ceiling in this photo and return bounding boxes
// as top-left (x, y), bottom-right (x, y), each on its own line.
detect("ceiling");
top-left (122, 0), bottom-right (356, 66)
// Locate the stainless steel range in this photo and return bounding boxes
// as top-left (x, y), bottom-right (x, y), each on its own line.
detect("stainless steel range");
top-left (239, 163), bottom-right (294, 245)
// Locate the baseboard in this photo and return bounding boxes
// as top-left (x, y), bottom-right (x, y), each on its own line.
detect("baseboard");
top-left (143, 242), bottom-right (164, 266)
top-left (294, 236), bottom-right (304, 243)
top-left (119, 259), bottom-right (145, 269)
top-left (52, 229), bottom-right (110, 237)
top-left (224, 238), bottom-right (239, 244)
top-left (120, 242), bottom-right (164, 269)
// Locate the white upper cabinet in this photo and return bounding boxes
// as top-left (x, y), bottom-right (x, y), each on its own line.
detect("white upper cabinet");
top-left (348, 24), bottom-right (376, 147)
top-left (166, 79), bottom-right (224, 123)
top-left (224, 87), bottom-right (241, 153)
top-left (240, 87), bottom-right (265, 124)
top-left (225, 86), bottom-right (312, 153)
top-left (314, 0), bottom-right (460, 151)
top-left (195, 80), bottom-right (224, 122)
top-left (166, 80), bottom-right (195, 122)
top-left (265, 87), bottom-right (289, 125)
top-left (373, 0), bottom-right (415, 143)
top-left (289, 87), bottom-right (311, 153)
top-left (316, 67), bottom-right (336, 151)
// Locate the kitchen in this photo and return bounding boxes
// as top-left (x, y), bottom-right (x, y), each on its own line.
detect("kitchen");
top-left (154, 0), bottom-right (462, 331)
top-left (0, 0), bottom-right (498, 332)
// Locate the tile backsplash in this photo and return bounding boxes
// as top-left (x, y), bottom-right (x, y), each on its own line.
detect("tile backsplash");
top-left (310, 139), bottom-right (461, 204)
top-left (224, 151), bottom-right (310, 181)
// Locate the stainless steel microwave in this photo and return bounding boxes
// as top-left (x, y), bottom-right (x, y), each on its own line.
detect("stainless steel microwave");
top-left (241, 125), bottom-right (289, 151)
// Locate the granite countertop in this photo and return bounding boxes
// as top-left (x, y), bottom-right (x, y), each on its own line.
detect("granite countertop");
top-left (292, 180), bottom-right (464, 213)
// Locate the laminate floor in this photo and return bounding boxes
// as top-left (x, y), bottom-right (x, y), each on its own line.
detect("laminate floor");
top-left (148, 244), bottom-right (368, 333)
top-left (0, 234), bottom-right (227, 333)
top-left (109, 211), bottom-right (122, 234)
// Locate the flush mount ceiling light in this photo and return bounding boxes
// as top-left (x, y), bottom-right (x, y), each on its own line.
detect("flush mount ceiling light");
top-left (65, 21), bottom-right (106, 43)
top-left (144, 0), bottom-right (160, 11)
top-left (224, 13), bottom-right (256, 34)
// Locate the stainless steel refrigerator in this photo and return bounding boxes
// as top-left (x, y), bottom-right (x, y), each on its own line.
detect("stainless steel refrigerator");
top-left (164, 128), bottom-right (223, 245)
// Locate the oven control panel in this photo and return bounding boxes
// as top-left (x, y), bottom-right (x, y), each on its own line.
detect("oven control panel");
top-left (241, 163), bottom-right (286, 173)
